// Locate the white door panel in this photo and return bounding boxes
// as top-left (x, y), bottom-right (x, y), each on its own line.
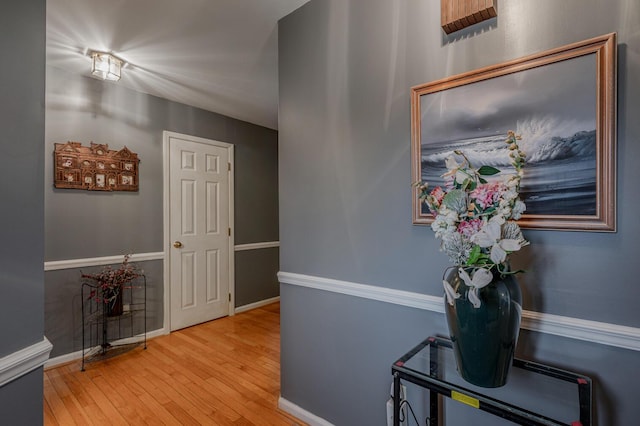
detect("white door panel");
top-left (167, 133), bottom-right (232, 331)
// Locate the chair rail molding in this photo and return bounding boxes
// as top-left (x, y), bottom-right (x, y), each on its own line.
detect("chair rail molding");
top-left (278, 271), bottom-right (640, 352)
top-left (44, 252), bottom-right (165, 271)
top-left (44, 243), bottom-right (280, 271)
top-left (0, 337), bottom-right (53, 387)
top-left (234, 241), bottom-right (280, 251)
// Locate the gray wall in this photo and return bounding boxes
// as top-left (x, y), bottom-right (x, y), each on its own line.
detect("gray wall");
top-left (235, 248), bottom-right (280, 307)
top-left (45, 66), bottom-right (280, 358)
top-left (0, 0), bottom-right (46, 422)
top-left (278, 1), bottom-right (640, 425)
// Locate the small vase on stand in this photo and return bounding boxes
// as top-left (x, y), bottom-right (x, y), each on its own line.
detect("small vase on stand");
top-left (105, 286), bottom-right (124, 317)
top-left (444, 266), bottom-right (522, 388)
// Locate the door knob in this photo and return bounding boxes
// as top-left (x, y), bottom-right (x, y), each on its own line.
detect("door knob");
top-left (173, 241), bottom-right (183, 248)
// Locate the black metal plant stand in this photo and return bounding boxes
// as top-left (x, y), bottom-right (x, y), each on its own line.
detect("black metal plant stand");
top-left (81, 275), bottom-right (147, 371)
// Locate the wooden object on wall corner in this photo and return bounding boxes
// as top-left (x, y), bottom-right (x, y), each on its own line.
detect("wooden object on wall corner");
top-left (441, 0), bottom-right (497, 35)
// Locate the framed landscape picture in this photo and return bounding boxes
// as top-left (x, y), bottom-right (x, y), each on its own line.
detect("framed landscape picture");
top-left (411, 33), bottom-right (617, 231)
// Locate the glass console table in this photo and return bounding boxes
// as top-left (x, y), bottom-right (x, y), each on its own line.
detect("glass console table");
top-left (392, 336), bottom-right (591, 426)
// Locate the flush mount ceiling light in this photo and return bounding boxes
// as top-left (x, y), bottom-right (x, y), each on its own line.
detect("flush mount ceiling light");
top-left (89, 51), bottom-right (123, 81)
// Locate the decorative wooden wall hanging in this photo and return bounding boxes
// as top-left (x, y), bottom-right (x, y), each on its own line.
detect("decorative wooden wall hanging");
top-left (441, 0), bottom-right (497, 34)
top-left (54, 142), bottom-right (140, 191)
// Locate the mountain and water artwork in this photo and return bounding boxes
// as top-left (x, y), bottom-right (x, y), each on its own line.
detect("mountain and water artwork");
top-left (421, 118), bottom-right (597, 216)
top-left (413, 35), bottom-right (617, 229)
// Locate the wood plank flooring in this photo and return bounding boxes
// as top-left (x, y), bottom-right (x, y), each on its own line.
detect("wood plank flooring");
top-left (44, 302), bottom-right (305, 426)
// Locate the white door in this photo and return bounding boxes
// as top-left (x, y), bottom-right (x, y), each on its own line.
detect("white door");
top-left (166, 132), bottom-right (233, 331)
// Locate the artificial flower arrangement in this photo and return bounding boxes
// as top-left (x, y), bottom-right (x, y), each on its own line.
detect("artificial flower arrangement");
top-left (82, 254), bottom-right (141, 308)
top-left (416, 131), bottom-right (529, 308)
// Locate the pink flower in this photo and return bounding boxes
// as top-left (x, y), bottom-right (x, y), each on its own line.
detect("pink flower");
top-left (426, 186), bottom-right (446, 213)
top-left (470, 182), bottom-right (505, 210)
top-left (457, 219), bottom-right (483, 238)
top-left (430, 187), bottom-right (445, 204)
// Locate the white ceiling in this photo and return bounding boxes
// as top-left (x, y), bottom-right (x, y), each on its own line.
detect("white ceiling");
top-left (46, 0), bottom-right (310, 130)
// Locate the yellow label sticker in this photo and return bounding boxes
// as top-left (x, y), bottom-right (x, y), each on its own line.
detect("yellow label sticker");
top-left (451, 390), bottom-right (480, 409)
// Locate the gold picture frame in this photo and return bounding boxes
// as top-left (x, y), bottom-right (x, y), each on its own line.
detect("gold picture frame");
top-left (411, 33), bottom-right (617, 232)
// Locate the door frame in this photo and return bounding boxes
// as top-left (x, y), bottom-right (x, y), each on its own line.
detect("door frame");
top-left (162, 131), bottom-right (235, 332)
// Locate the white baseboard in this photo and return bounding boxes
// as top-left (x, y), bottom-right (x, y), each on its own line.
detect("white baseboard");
top-left (278, 271), bottom-right (640, 352)
top-left (44, 349), bottom-right (84, 370)
top-left (235, 296), bottom-right (280, 314)
top-left (44, 328), bottom-right (167, 370)
top-left (0, 337), bottom-right (53, 387)
top-left (278, 397), bottom-right (334, 426)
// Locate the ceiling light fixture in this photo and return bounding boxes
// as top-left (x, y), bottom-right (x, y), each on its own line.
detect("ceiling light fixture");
top-left (90, 51), bottom-right (123, 81)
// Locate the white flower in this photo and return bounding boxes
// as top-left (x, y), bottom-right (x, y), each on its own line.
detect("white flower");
top-left (506, 175), bottom-right (520, 188)
top-left (455, 169), bottom-right (471, 185)
top-left (432, 208), bottom-right (459, 239)
top-left (512, 200), bottom-right (526, 220)
top-left (458, 267), bottom-right (492, 289)
top-left (442, 155), bottom-right (477, 186)
top-left (492, 214), bottom-right (506, 226)
top-left (431, 217), bottom-right (447, 238)
top-left (443, 279), bottom-right (460, 306)
top-left (499, 207), bottom-right (512, 219)
top-left (503, 188), bottom-right (518, 202)
top-left (471, 216), bottom-right (523, 264)
top-left (470, 217), bottom-right (501, 247)
top-left (468, 288), bottom-right (482, 308)
top-left (458, 267), bottom-right (493, 308)
top-left (444, 209), bottom-right (458, 226)
top-left (441, 155), bottom-right (461, 180)
top-left (490, 239), bottom-right (522, 264)
top-left (444, 155), bottom-right (460, 171)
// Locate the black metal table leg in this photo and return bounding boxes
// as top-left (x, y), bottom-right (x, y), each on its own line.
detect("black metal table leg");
top-left (393, 372), bottom-right (401, 426)
top-left (429, 337), bottom-right (439, 425)
top-left (577, 377), bottom-right (592, 426)
top-left (393, 373), bottom-right (400, 426)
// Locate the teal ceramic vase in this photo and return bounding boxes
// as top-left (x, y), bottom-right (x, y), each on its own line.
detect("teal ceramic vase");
top-left (444, 266), bottom-right (522, 388)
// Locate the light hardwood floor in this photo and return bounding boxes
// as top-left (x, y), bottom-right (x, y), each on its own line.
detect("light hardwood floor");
top-left (44, 302), bottom-right (305, 425)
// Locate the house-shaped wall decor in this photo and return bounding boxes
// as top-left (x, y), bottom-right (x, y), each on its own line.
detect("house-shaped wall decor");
top-left (54, 141), bottom-right (140, 191)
